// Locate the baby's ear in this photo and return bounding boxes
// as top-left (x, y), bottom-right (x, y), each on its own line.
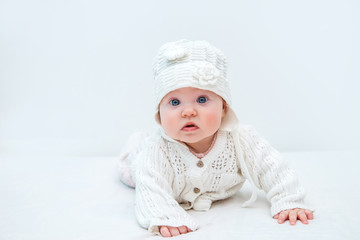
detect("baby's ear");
top-left (155, 111), bottom-right (162, 125)
top-left (222, 101), bottom-right (228, 117)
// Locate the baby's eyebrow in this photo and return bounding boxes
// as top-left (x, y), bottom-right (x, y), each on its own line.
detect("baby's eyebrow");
top-left (167, 96), bottom-right (179, 100)
top-left (195, 92), bottom-right (211, 97)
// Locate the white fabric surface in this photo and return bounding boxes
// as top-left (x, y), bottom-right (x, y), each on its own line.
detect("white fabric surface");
top-left (1, 151), bottom-right (359, 240)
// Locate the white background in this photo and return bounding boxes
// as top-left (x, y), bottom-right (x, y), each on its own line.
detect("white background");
top-left (1, 0), bottom-right (359, 156)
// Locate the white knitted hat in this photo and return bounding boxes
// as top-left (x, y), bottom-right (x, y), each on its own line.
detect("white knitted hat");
top-left (153, 39), bottom-right (238, 131)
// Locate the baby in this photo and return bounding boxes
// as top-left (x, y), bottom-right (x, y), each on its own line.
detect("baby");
top-left (119, 39), bottom-right (314, 237)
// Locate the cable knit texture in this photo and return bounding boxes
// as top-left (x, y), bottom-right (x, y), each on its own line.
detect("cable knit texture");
top-left (130, 125), bottom-right (307, 234)
top-left (153, 40), bottom-right (231, 113)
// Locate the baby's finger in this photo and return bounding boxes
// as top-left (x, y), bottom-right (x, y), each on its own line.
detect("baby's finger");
top-left (297, 210), bottom-right (308, 224)
top-left (168, 226), bottom-right (180, 237)
top-left (305, 210), bottom-right (314, 220)
top-left (273, 214), bottom-right (279, 219)
top-left (160, 226), bottom-right (171, 238)
top-left (186, 226), bottom-right (193, 232)
top-left (178, 226), bottom-right (188, 234)
top-left (278, 211), bottom-right (289, 224)
top-left (289, 210), bottom-right (297, 225)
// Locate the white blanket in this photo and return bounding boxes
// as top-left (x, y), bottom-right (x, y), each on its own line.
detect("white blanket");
top-left (1, 151), bottom-right (359, 240)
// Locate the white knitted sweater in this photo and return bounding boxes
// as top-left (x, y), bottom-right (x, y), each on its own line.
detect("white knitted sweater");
top-left (131, 125), bottom-right (307, 234)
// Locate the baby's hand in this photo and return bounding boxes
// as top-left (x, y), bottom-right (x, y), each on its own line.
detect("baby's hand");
top-left (273, 208), bottom-right (314, 225)
top-left (159, 225), bottom-right (192, 237)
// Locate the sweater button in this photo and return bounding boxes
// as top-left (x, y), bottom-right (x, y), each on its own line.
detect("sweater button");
top-left (197, 161), bottom-right (204, 168)
top-left (193, 187), bottom-right (200, 194)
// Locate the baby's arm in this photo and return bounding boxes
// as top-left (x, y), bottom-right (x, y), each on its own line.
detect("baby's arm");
top-left (237, 126), bottom-right (314, 224)
top-left (133, 139), bottom-right (198, 236)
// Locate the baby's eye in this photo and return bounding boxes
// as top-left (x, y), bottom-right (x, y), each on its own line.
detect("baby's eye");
top-left (197, 96), bottom-right (208, 103)
top-left (170, 99), bottom-right (180, 106)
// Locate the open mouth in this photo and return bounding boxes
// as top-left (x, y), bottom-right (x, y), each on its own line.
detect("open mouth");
top-left (182, 123), bottom-right (199, 132)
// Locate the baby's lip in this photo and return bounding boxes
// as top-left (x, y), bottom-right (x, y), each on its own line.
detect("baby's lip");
top-left (182, 122), bottom-right (199, 131)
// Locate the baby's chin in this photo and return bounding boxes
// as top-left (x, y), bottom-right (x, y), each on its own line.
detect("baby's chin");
top-left (177, 134), bottom-right (214, 145)
top-left (174, 136), bottom-right (203, 144)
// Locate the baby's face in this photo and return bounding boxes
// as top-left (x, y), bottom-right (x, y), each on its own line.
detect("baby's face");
top-left (159, 87), bottom-right (225, 146)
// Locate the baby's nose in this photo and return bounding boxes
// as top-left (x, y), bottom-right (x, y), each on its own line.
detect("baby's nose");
top-left (181, 106), bottom-right (197, 118)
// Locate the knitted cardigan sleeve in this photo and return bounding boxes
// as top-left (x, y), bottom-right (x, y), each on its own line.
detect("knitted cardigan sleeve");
top-left (236, 125), bottom-right (309, 216)
top-left (132, 137), bottom-right (199, 234)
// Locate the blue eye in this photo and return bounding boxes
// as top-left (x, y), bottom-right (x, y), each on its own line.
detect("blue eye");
top-left (197, 96), bottom-right (208, 103)
top-left (170, 99), bottom-right (180, 106)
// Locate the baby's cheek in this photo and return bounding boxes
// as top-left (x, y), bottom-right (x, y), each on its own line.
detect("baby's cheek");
top-left (161, 114), bottom-right (179, 135)
top-left (206, 112), bottom-right (223, 128)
